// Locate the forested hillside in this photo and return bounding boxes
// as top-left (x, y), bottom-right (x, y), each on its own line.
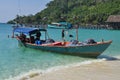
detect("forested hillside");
top-left (8, 0), bottom-right (120, 25)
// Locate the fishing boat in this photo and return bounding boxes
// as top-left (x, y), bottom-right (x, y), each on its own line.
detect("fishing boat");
top-left (48, 22), bottom-right (72, 29)
top-left (13, 27), bottom-right (112, 58)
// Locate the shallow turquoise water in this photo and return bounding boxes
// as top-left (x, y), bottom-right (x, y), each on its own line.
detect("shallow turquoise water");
top-left (0, 23), bottom-right (120, 80)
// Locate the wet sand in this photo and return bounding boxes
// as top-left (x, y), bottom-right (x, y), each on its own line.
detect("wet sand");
top-left (29, 60), bottom-right (120, 80)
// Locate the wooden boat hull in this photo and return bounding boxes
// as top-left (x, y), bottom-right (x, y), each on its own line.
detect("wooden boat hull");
top-left (17, 39), bottom-right (112, 58)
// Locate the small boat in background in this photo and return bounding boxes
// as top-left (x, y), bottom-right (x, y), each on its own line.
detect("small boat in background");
top-left (48, 22), bottom-right (72, 29)
top-left (13, 27), bottom-right (112, 58)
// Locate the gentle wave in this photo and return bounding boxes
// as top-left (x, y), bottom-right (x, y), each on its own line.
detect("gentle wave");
top-left (5, 59), bottom-right (106, 80)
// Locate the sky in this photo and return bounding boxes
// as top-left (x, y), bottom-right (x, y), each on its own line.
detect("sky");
top-left (0, 0), bottom-right (52, 23)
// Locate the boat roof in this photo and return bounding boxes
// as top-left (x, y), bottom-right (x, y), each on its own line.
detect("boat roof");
top-left (59, 22), bottom-right (69, 25)
top-left (50, 22), bottom-right (72, 29)
top-left (51, 22), bottom-right (61, 25)
top-left (14, 27), bottom-right (46, 35)
top-left (51, 22), bottom-right (71, 25)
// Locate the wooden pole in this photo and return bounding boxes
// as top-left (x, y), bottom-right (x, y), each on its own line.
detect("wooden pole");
top-left (76, 25), bottom-right (78, 40)
top-left (12, 28), bottom-right (15, 38)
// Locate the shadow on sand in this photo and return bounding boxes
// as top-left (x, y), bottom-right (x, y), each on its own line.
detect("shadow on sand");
top-left (97, 55), bottom-right (120, 61)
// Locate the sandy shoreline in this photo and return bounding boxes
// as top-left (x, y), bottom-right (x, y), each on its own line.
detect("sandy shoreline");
top-left (29, 60), bottom-right (120, 80)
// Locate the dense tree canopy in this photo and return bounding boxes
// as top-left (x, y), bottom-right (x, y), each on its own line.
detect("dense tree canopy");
top-left (8, 0), bottom-right (120, 25)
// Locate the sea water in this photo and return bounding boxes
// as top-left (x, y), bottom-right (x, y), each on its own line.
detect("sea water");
top-left (0, 23), bottom-right (120, 80)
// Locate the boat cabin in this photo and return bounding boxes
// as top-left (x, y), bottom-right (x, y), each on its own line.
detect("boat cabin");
top-left (13, 27), bottom-right (49, 44)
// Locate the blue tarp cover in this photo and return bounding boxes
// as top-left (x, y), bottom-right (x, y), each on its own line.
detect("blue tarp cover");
top-left (14, 27), bottom-right (39, 35)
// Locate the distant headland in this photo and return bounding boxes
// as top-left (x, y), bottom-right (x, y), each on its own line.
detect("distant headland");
top-left (8, 0), bottom-right (120, 27)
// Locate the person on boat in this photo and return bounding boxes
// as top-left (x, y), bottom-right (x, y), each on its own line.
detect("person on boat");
top-left (34, 31), bottom-right (41, 45)
top-left (62, 29), bottom-right (65, 42)
top-left (19, 33), bottom-right (26, 43)
top-left (36, 31), bottom-right (41, 40)
top-left (30, 36), bottom-right (35, 44)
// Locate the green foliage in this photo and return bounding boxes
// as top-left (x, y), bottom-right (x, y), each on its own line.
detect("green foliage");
top-left (8, 0), bottom-right (120, 25)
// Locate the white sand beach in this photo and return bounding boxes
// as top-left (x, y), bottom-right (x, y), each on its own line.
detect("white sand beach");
top-left (29, 60), bottom-right (120, 80)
